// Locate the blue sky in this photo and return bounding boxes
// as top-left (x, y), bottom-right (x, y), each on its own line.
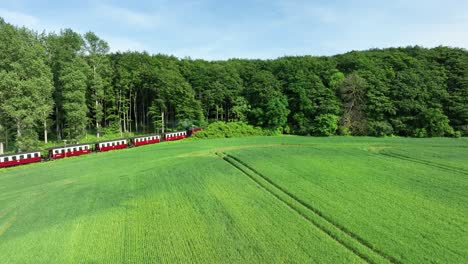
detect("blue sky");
top-left (1, 0), bottom-right (467, 60)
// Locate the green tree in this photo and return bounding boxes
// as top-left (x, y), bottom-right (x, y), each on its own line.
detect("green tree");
top-left (45, 29), bottom-right (85, 139)
top-left (60, 57), bottom-right (90, 139)
top-left (83, 31), bottom-right (111, 138)
top-left (245, 70), bottom-right (289, 130)
top-left (0, 19), bottom-right (54, 150)
top-left (339, 73), bottom-right (368, 135)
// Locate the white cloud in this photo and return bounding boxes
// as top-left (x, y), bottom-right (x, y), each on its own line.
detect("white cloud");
top-left (0, 8), bottom-right (40, 28)
top-left (105, 36), bottom-right (149, 53)
top-left (97, 4), bottom-right (161, 29)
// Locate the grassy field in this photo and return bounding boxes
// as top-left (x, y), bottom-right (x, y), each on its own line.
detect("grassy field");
top-left (0, 136), bottom-right (467, 263)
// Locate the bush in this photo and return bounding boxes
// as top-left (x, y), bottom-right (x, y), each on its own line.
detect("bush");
top-left (193, 122), bottom-right (275, 139)
top-left (312, 114), bottom-right (339, 136)
top-left (368, 121), bottom-right (394, 137)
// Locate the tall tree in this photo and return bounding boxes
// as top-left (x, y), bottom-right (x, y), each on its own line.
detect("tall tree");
top-left (60, 57), bottom-right (90, 139)
top-left (83, 31), bottom-right (111, 138)
top-left (245, 70), bottom-right (289, 130)
top-left (0, 19), bottom-right (54, 150)
top-left (339, 73), bottom-right (368, 135)
top-left (45, 29), bottom-right (86, 140)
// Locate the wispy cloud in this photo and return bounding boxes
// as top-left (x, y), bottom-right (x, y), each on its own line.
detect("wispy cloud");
top-left (105, 36), bottom-right (149, 53)
top-left (0, 8), bottom-right (40, 28)
top-left (96, 4), bottom-right (161, 29)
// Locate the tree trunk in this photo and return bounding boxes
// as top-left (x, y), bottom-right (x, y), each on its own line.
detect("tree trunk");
top-left (0, 142), bottom-right (3, 154)
top-left (44, 119), bottom-right (48, 144)
top-left (56, 106), bottom-right (61, 140)
top-left (128, 93), bottom-right (131, 133)
top-left (16, 120), bottom-right (21, 138)
top-left (118, 90), bottom-right (123, 137)
top-left (161, 111), bottom-right (165, 134)
top-left (134, 91), bottom-right (138, 133)
top-left (16, 120), bottom-right (21, 152)
top-left (123, 110), bottom-right (127, 133)
top-left (96, 99), bottom-right (100, 138)
top-left (5, 130), bottom-right (8, 150)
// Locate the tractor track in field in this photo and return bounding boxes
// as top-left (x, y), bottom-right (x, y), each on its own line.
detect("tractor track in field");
top-left (217, 152), bottom-right (399, 264)
top-left (379, 152), bottom-right (468, 176)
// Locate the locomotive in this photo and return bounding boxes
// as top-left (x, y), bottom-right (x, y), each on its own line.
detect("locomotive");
top-left (0, 129), bottom-right (196, 169)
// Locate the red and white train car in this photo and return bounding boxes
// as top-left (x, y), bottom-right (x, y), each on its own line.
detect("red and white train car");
top-left (131, 134), bottom-right (161, 147)
top-left (164, 131), bottom-right (187, 141)
top-left (95, 139), bottom-right (128, 152)
top-left (48, 144), bottom-right (91, 159)
top-left (187, 127), bottom-right (203, 136)
top-left (0, 151), bottom-right (41, 168)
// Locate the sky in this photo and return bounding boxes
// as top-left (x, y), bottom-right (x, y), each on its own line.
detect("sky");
top-left (0, 0), bottom-right (467, 60)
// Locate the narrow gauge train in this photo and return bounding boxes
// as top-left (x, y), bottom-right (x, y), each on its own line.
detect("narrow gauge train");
top-left (0, 129), bottom-right (197, 169)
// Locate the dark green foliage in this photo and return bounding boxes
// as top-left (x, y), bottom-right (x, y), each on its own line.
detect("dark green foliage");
top-left (0, 20), bottom-right (53, 151)
top-left (244, 70), bottom-right (289, 130)
top-left (313, 114), bottom-right (339, 136)
top-left (0, 17), bottom-right (467, 150)
top-left (193, 121), bottom-right (272, 139)
top-left (60, 57), bottom-right (89, 139)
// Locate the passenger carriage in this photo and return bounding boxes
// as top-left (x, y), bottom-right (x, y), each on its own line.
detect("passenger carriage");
top-left (48, 144), bottom-right (91, 159)
top-left (131, 134), bottom-right (161, 147)
top-left (95, 139), bottom-right (128, 152)
top-left (164, 131), bottom-right (187, 141)
top-left (0, 151), bottom-right (41, 168)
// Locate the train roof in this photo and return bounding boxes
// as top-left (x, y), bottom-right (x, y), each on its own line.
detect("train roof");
top-left (47, 143), bottom-right (92, 150)
top-left (130, 134), bottom-right (160, 139)
top-left (0, 150), bottom-right (41, 158)
top-left (94, 138), bottom-right (128, 144)
top-left (165, 130), bottom-right (187, 133)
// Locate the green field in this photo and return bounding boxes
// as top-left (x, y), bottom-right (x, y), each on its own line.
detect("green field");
top-left (0, 136), bottom-right (467, 263)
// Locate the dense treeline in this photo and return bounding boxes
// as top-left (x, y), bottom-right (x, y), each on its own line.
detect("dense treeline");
top-left (0, 18), bottom-right (467, 151)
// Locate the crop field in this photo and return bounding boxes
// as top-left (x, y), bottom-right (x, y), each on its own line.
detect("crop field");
top-left (0, 136), bottom-right (467, 263)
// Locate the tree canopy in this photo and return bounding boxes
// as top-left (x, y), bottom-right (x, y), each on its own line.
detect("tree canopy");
top-left (0, 18), bottom-right (467, 151)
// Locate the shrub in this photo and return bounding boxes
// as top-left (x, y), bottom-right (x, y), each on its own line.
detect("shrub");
top-left (193, 122), bottom-right (273, 139)
top-left (312, 114), bottom-right (339, 136)
top-left (368, 121), bottom-right (394, 137)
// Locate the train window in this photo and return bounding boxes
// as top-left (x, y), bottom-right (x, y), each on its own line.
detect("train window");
top-left (73, 148), bottom-right (76, 152)
top-left (21, 155), bottom-right (25, 159)
top-left (4, 157), bottom-right (9, 162)
top-left (12, 156), bottom-right (17, 161)
top-left (35, 153), bottom-right (39, 158)
top-left (28, 154), bottom-right (32, 158)
top-left (122, 141), bottom-right (125, 144)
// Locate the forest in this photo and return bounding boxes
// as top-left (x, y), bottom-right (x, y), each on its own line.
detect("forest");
top-left (0, 18), bottom-right (467, 151)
